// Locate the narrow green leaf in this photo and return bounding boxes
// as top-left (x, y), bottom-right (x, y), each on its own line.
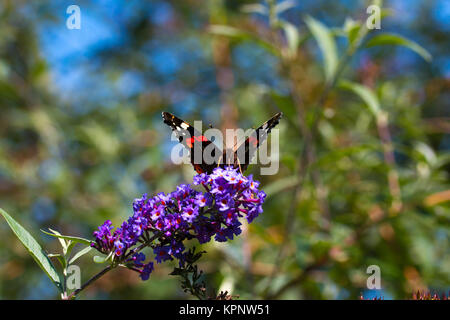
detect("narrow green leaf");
top-left (304, 15), bottom-right (338, 82)
top-left (338, 80), bottom-right (381, 116)
top-left (0, 208), bottom-right (62, 292)
top-left (208, 25), bottom-right (279, 56)
top-left (365, 33), bottom-right (432, 62)
top-left (275, 0), bottom-right (297, 15)
top-left (414, 142), bottom-right (437, 166)
top-left (66, 240), bottom-right (76, 258)
top-left (56, 255), bottom-right (67, 270)
top-left (41, 229), bottom-right (93, 246)
top-left (208, 25), bottom-right (247, 38)
top-left (48, 228), bottom-right (68, 255)
top-left (241, 3), bottom-right (268, 15)
top-left (280, 21), bottom-right (300, 57)
top-left (69, 246), bottom-right (93, 265)
top-left (343, 18), bottom-right (362, 46)
top-left (265, 176), bottom-right (299, 197)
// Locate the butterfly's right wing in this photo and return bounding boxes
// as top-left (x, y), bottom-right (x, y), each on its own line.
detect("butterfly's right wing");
top-left (162, 112), bottom-right (222, 174)
top-left (232, 112), bottom-right (283, 172)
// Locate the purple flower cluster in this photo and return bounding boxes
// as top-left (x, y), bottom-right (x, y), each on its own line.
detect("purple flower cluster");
top-left (91, 167), bottom-right (266, 280)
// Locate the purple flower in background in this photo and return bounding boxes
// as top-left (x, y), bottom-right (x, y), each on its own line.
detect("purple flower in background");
top-left (91, 166), bottom-right (266, 281)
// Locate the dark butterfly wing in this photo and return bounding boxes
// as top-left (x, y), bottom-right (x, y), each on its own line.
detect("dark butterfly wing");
top-left (232, 112), bottom-right (283, 172)
top-left (162, 112), bottom-right (222, 174)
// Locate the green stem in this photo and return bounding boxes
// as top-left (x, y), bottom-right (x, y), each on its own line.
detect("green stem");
top-left (66, 265), bottom-right (113, 300)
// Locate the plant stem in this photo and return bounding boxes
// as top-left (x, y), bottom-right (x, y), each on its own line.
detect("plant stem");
top-left (123, 232), bottom-right (161, 259)
top-left (66, 265), bottom-right (113, 300)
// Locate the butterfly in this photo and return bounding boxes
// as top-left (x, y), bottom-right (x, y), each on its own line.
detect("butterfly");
top-left (162, 111), bottom-right (282, 174)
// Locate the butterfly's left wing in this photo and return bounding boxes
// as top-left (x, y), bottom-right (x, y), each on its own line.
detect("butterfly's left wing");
top-left (232, 112), bottom-right (283, 172)
top-left (162, 112), bottom-right (222, 174)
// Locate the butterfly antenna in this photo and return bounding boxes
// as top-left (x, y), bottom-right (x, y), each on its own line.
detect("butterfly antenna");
top-left (236, 157), bottom-right (244, 175)
top-left (217, 154), bottom-right (222, 168)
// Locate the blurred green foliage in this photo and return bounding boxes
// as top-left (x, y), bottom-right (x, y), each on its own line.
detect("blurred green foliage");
top-left (0, 0), bottom-right (449, 299)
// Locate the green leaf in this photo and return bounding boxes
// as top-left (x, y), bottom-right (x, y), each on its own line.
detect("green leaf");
top-left (265, 176), bottom-right (299, 197)
top-left (69, 246), bottom-right (93, 265)
top-left (57, 255), bottom-right (67, 270)
top-left (280, 21), bottom-right (300, 58)
top-left (208, 25), bottom-right (279, 56)
top-left (365, 33), bottom-right (432, 62)
top-left (0, 208), bottom-right (62, 292)
top-left (41, 229), bottom-right (93, 246)
top-left (343, 18), bottom-right (361, 46)
top-left (304, 15), bottom-right (338, 83)
top-left (48, 253), bottom-right (63, 258)
top-left (241, 3), bottom-right (268, 15)
top-left (208, 25), bottom-right (247, 38)
top-left (66, 240), bottom-right (76, 257)
top-left (93, 255), bottom-right (108, 264)
top-left (169, 267), bottom-right (183, 276)
top-left (47, 228), bottom-right (68, 255)
top-left (275, 0), bottom-right (297, 15)
top-left (338, 80), bottom-right (381, 116)
top-left (414, 142), bottom-right (437, 166)
top-left (48, 253), bottom-right (67, 272)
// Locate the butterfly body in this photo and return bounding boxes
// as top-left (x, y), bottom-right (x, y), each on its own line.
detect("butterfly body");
top-left (162, 111), bottom-right (282, 174)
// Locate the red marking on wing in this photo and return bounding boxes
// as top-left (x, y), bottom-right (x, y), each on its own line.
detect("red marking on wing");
top-left (186, 137), bottom-right (195, 148)
top-left (248, 136), bottom-right (259, 147)
top-left (186, 135), bottom-right (209, 148)
top-left (193, 164), bottom-right (205, 174)
top-left (195, 135), bottom-right (208, 142)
